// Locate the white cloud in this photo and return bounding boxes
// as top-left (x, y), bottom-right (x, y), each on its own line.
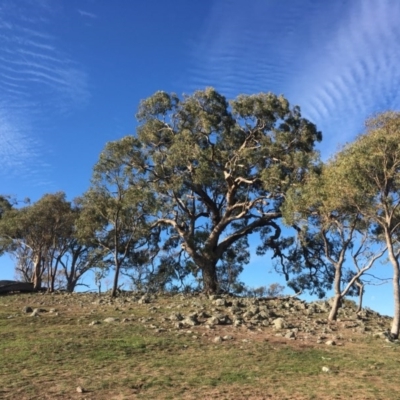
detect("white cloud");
top-left (186, 0), bottom-right (400, 158)
top-left (0, 1), bottom-right (90, 184)
top-left (77, 9), bottom-right (97, 19)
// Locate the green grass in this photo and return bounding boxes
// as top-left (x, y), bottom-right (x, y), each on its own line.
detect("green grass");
top-left (0, 293), bottom-right (399, 399)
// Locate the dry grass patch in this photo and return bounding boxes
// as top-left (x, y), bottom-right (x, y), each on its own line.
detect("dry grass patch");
top-left (0, 292), bottom-right (399, 399)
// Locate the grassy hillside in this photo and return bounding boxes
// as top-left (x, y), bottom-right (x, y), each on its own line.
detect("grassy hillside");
top-left (0, 292), bottom-right (399, 399)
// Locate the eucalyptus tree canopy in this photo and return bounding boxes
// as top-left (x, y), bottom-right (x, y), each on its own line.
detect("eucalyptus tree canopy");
top-left (78, 138), bottom-right (157, 297)
top-left (117, 88), bottom-right (322, 293)
top-left (0, 195), bottom-right (13, 256)
top-left (328, 112), bottom-right (400, 337)
top-left (282, 164), bottom-right (386, 321)
top-left (0, 192), bottom-right (74, 290)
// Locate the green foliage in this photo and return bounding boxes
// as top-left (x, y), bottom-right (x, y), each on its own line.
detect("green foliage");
top-left (0, 192), bottom-right (78, 289)
top-left (78, 138), bottom-right (158, 296)
top-left (122, 88), bottom-right (322, 292)
top-left (325, 111), bottom-right (400, 333)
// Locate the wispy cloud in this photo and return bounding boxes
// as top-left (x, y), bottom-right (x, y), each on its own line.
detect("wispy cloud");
top-left (77, 9), bottom-right (97, 19)
top-left (186, 0), bottom-right (400, 158)
top-left (0, 1), bottom-right (90, 186)
top-left (287, 0), bottom-right (400, 155)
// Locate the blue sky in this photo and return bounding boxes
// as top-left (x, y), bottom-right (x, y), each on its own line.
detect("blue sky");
top-left (1, 0), bottom-right (400, 315)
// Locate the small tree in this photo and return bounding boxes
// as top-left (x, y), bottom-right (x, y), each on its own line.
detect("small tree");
top-left (329, 112), bottom-right (400, 337)
top-left (78, 138), bottom-right (156, 297)
top-left (0, 192), bottom-right (74, 290)
top-left (282, 165), bottom-right (386, 321)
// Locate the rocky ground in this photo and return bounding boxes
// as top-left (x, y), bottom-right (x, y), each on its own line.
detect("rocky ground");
top-left (13, 291), bottom-right (394, 348)
top-left (2, 291), bottom-right (399, 399)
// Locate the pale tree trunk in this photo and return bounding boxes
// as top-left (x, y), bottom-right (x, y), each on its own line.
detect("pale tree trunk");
top-left (385, 230), bottom-right (400, 339)
top-left (356, 280), bottom-right (364, 313)
top-left (390, 256), bottom-right (400, 339)
top-left (328, 264), bottom-right (342, 321)
top-left (32, 253), bottom-right (42, 290)
top-left (328, 294), bottom-right (342, 321)
top-left (111, 251), bottom-right (121, 298)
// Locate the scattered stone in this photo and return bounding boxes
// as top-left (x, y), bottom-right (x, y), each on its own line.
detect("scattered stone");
top-left (183, 313), bottom-right (199, 326)
top-left (322, 366), bottom-right (330, 373)
top-left (213, 299), bottom-right (226, 307)
top-left (285, 331), bottom-right (296, 339)
top-left (33, 308), bottom-right (46, 313)
top-left (213, 336), bottom-right (223, 343)
top-left (76, 386), bottom-right (84, 393)
top-left (223, 335), bottom-right (233, 341)
top-left (104, 317), bottom-right (118, 323)
top-left (273, 318), bottom-right (287, 330)
top-left (325, 340), bottom-right (336, 346)
top-left (89, 320), bottom-right (100, 326)
top-left (22, 306), bottom-right (33, 313)
top-left (138, 295), bottom-right (150, 304)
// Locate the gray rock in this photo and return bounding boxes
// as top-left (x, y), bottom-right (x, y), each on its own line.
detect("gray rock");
top-left (232, 299), bottom-right (244, 308)
top-left (259, 310), bottom-right (271, 319)
top-left (183, 316), bottom-right (198, 326)
top-left (138, 295), bottom-right (150, 304)
top-left (325, 340), bottom-right (336, 346)
top-left (207, 316), bottom-right (221, 326)
top-left (213, 299), bottom-right (226, 307)
top-left (89, 320), bottom-right (100, 326)
top-left (213, 336), bottom-right (223, 343)
top-left (22, 306), bottom-right (33, 313)
top-left (273, 317), bottom-right (287, 330)
top-left (169, 312), bottom-right (183, 321)
top-left (104, 317), bottom-right (118, 323)
top-left (243, 311), bottom-right (255, 319)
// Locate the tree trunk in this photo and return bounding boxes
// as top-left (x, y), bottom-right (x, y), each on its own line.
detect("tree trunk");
top-left (32, 253), bottom-right (42, 290)
top-left (386, 231), bottom-right (400, 339)
top-left (49, 271), bottom-right (56, 292)
top-left (328, 294), bottom-right (342, 321)
top-left (328, 264), bottom-right (342, 321)
top-left (391, 260), bottom-right (400, 339)
top-left (111, 259), bottom-right (121, 298)
top-left (201, 263), bottom-right (218, 294)
top-left (66, 279), bottom-right (77, 293)
top-left (356, 280), bottom-right (364, 313)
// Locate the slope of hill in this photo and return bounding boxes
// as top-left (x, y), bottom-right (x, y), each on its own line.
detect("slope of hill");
top-left (0, 292), bottom-right (398, 399)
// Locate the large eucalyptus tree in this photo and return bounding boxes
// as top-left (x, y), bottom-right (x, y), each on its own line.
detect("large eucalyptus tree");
top-left (111, 88), bottom-right (322, 293)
